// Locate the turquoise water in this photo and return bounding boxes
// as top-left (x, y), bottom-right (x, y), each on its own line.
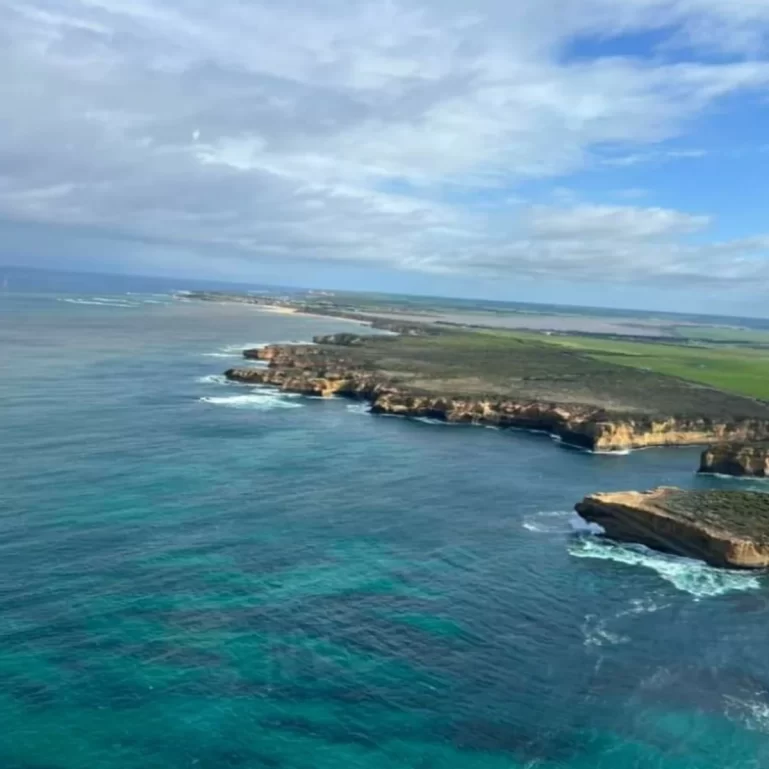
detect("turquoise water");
top-left (2, 289), bottom-right (769, 768)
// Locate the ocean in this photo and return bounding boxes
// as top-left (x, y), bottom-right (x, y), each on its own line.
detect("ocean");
top-left (2, 280), bottom-right (769, 768)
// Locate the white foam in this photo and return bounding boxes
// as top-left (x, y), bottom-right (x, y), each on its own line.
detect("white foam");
top-left (700, 472), bottom-right (769, 483)
top-left (724, 694), bottom-right (769, 734)
top-left (568, 537), bottom-right (762, 598)
top-left (581, 613), bottom-right (630, 647)
top-left (570, 517), bottom-right (606, 535)
top-left (619, 596), bottom-right (670, 617)
top-left (197, 374), bottom-right (230, 386)
top-left (550, 434), bottom-right (631, 455)
top-left (59, 297), bottom-right (136, 308)
top-left (412, 416), bottom-right (451, 426)
top-left (199, 393), bottom-right (302, 410)
top-left (522, 510), bottom-right (574, 534)
top-left (581, 597), bottom-right (668, 648)
top-left (127, 292), bottom-right (172, 301)
top-left (346, 402), bottom-right (371, 415)
top-left (94, 296), bottom-right (142, 306)
top-left (522, 511), bottom-right (604, 535)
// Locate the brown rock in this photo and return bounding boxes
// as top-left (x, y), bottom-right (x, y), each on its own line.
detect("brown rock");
top-left (575, 487), bottom-right (769, 569)
top-left (699, 443), bottom-right (769, 478)
top-left (225, 343), bottom-right (769, 452)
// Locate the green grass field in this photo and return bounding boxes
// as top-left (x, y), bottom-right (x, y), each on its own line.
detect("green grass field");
top-left (309, 329), bottom-right (769, 417)
top-left (493, 331), bottom-right (769, 401)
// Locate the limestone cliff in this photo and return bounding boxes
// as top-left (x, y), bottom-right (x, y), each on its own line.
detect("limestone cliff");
top-left (226, 365), bottom-right (387, 399)
top-left (243, 345), bottom-right (318, 363)
top-left (225, 364), bottom-right (769, 452)
top-left (699, 443), bottom-right (769, 477)
top-left (227, 342), bottom-right (769, 452)
top-left (576, 487), bottom-right (769, 568)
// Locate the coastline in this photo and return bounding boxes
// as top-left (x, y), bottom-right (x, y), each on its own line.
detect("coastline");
top-left (253, 304), bottom-right (374, 325)
top-left (185, 296), bottom-right (769, 455)
top-left (226, 346), bottom-right (769, 452)
top-left (576, 487), bottom-right (769, 569)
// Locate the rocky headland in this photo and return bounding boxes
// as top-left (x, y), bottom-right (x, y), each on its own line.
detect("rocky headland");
top-left (225, 333), bottom-right (769, 452)
top-left (185, 292), bottom-right (438, 337)
top-left (699, 443), bottom-right (769, 477)
top-left (575, 487), bottom-right (769, 568)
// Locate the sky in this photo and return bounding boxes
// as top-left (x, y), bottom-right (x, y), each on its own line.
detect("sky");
top-left (2, 0), bottom-right (769, 314)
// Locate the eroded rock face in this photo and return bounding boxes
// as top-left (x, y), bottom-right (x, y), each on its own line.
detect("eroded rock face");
top-left (575, 487), bottom-right (769, 569)
top-left (225, 366), bottom-right (389, 399)
top-left (226, 343), bottom-right (769, 452)
top-left (699, 443), bottom-right (769, 477)
top-left (590, 418), bottom-right (769, 452)
top-left (243, 345), bottom-right (318, 362)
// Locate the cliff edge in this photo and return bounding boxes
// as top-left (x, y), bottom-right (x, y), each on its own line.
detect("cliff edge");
top-left (576, 487), bottom-right (769, 568)
top-left (226, 334), bottom-right (769, 452)
top-left (699, 443), bottom-right (769, 477)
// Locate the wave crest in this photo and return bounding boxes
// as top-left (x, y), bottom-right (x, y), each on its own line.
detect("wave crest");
top-left (568, 536), bottom-right (762, 598)
top-left (200, 393), bottom-right (302, 410)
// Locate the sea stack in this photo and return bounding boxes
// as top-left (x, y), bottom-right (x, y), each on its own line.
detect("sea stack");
top-left (575, 487), bottom-right (769, 569)
top-left (699, 443), bottom-right (769, 478)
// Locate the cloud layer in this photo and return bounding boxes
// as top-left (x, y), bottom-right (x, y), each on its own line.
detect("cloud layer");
top-left (3, 0), bottom-right (769, 285)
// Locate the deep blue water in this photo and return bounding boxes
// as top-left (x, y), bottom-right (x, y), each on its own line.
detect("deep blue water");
top-left (2, 287), bottom-right (769, 768)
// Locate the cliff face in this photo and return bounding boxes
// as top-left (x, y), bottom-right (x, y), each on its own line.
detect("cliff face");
top-left (589, 418), bottom-right (769, 452)
top-left (227, 343), bottom-right (769, 452)
top-left (226, 365), bottom-right (387, 399)
top-left (225, 364), bottom-right (769, 452)
top-left (700, 443), bottom-right (769, 477)
top-left (244, 345), bottom-right (318, 363)
top-left (576, 487), bottom-right (769, 569)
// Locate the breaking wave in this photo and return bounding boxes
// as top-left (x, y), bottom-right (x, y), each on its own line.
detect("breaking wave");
top-left (568, 536), bottom-right (762, 598)
top-left (522, 510), bottom-right (603, 535)
top-left (199, 392), bottom-right (303, 410)
top-left (522, 510), bottom-right (574, 534)
top-left (411, 416), bottom-right (455, 426)
top-left (196, 374), bottom-right (231, 386)
top-left (59, 297), bottom-right (137, 308)
top-left (58, 294), bottom-right (175, 308)
top-left (724, 694), bottom-right (769, 734)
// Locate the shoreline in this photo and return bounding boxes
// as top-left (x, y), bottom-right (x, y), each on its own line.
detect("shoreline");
top-left (226, 358), bottom-right (769, 453)
top-left (227, 339), bottom-right (769, 452)
top-left (192, 303), bottom-right (769, 455)
top-left (252, 305), bottom-right (373, 325)
top-left (576, 487), bottom-right (769, 569)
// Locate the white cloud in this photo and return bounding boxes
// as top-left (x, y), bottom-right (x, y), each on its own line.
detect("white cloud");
top-left (601, 148), bottom-right (710, 167)
top-left (425, 203), bottom-right (769, 285)
top-left (1, 0), bottom-right (769, 286)
top-left (527, 204), bottom-right (710, 241)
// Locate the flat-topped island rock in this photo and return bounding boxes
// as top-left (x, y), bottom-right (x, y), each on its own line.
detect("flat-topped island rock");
top-left (576, 487), bottom-right (769, 569)
top-left (699, 443), bottom-right (769, 478)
